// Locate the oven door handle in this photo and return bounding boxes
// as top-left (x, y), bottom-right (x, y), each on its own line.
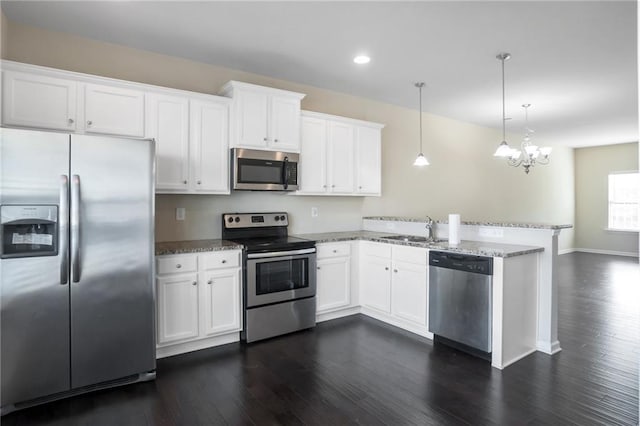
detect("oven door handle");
top-left (247, 248), bottom-right (316, 259)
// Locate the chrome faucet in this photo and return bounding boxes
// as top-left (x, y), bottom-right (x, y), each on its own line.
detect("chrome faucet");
top-left (425, 216), bottom-right (435, 242)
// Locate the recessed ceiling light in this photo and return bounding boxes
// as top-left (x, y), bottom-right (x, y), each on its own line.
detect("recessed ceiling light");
top-left (353, 55), bottom-right (371, 65)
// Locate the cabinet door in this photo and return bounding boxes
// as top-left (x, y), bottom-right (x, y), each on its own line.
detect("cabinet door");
top-left (316, 256), bottom-right (350, 313)
top-left (391, 261), bottom-right (428, 327)
top-left (299, 116), bottom-right (328, 193)
top-left (327, 121), bottom-right (355, 194)
top-left (234, 90), bottom-right (268, 148)
top-left (270, 95), bottom-right (301, 152)
top-left (360, 255), bottom-right (391, 313)
top-left (156, 273), bottom-right (199, 345)
top-left (2, 71), bottom-right (77, 131)
top-left (84, 83), bottom-right (145, 137)
top-left (146, 93), bottom-right (190, 191)
top-left (191, 99), bottom-right (229, 193)
top-left (201, 269), bottom-right (241, 336)
top-left (355, 126), bottom-right (382, 195)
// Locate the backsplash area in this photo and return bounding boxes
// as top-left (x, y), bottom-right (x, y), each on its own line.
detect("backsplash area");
top-left (155, 193), bottom-right (364, 242)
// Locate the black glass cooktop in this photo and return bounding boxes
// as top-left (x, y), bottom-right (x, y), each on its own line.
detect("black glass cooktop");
top-left (225, 236), bottom-right (315, 253)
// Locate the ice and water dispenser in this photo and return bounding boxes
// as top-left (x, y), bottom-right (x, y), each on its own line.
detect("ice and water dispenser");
top-left (1, 205), bottom-right (58, 258)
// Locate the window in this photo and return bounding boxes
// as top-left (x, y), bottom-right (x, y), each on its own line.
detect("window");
top-left (608, 172), bottom-right (639, 231)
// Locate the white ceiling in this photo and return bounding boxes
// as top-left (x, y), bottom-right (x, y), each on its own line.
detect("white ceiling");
top-left (2, 1), bottom-right (637, 148)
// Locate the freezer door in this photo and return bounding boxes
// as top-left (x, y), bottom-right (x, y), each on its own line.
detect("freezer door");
top-left (0, 128), bottom-right (71, 406)
top-left (69, 135), bottom-right (155, 388)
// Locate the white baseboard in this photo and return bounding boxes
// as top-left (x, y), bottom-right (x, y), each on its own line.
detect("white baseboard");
top-left (316, 306), bottom-right (360, 323)
top-left (558, 248), bottom-right (575, 255)
top-left (536, 339), bottom-right (562, 355)
top-left (493, 347), bottom-right (538, 370)
top-left (156, 332), bottom-right (239, 359)
top-left (573, 248), bottom-right (639, 258)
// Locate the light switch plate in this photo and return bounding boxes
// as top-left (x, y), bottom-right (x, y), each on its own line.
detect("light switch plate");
top-left (311, 207), bottom-right (318, 218)
top-left (176, 207), bottom-right (186, 221)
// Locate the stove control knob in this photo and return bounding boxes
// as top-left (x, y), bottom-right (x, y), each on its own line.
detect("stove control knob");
top-left (274, 216), bottom-right (280, 221)
top-left (280, 215), bottom-right (286, 221)
top-left (227, 217), bottom-right (233, 223)
top-left (234, 217), bottom-right (240, 223)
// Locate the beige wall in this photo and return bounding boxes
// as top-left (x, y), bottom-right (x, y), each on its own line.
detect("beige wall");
top-left (574, 143), bottom-right (639, 255)
top-left (2, 18), bottom-right (576, 248)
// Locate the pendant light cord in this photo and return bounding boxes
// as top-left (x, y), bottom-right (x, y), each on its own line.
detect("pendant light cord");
top-left (419, 84), bottom-right (423, 153)
top-left (501, 56), bottom-right (506, 142)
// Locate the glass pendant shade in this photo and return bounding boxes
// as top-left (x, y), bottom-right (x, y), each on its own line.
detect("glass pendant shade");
top-left (413, 153), bottom-right (430, 166)
top-left (493, 141), bottom-right (512, 157)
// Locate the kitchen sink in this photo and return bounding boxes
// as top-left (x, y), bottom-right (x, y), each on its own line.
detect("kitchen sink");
top-left (380, 235), bottom-right (446, 243)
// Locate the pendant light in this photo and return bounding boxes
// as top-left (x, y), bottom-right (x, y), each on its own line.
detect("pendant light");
top-left (413, 82), bottom-right (430, 166)
top-left (493, 53), bottom-right (513, 157)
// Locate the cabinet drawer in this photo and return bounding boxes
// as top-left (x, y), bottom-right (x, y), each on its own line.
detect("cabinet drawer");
top-left (317, 242), bottom-right (351, 259)
top-left (157, 255), bottom-right (197, 275)
top-left (392, 245), bottom-right (427, 266)
top-left (360, 241), bottom-right (392, 258)
top-left (201, 250), bottom-right (241, 270)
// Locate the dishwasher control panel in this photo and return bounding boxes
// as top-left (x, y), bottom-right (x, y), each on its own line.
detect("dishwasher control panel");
top-left (428, 251), bottom-right (493, 275)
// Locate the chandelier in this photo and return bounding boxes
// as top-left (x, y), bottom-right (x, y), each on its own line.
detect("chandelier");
top-left (493, 53), bottom-right (552, 174)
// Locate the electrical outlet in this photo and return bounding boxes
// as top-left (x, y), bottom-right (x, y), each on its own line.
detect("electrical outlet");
top-left (311, 207), bottom-right (318, 218)
top-left (176, 207), bottom-right (186, 221)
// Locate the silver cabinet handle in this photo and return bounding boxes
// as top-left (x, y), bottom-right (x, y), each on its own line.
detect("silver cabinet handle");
top-left (59, 175), bottom-right (69, 284)
top-left (323, 185), bottom-right (327, 188)
top-left (207, 279), bottom-right (213, 285)
top-left (221, 259), bottom-right (227, 264)
top-left (70, 174), bottom-right (81, 283)
top-left (394, 269), bottom-right (398, 273)
top-left (332, 250), bottom-right (337, 253)
top-left (192, 281), bottom-right (197, 286)
top-left (176, 264), bottom-right (182, 269)
top-left (274, 139), bottom-right (279, 143)
top-left (359, 186), bottom-right (363, 189)
top-left (384, 267), bottom-right (389, 271)
top-left (263, 137), bottom-right (268, 141)
top-left (197, 180), bottom-right (201, 185)
top-left (331, 185), bottom-right (335, 188)
top-left (68, 118), bottom-right (74, 125)
top-left (183, 180), bottom-right (187, 184)
top-left (317, 266), bottom-right (321, 270)
top-left (86, 120), bottom-right (92, 126)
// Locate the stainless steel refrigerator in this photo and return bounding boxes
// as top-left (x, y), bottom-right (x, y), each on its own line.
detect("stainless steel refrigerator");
top-left (0, 128), bottom-right (156, 415)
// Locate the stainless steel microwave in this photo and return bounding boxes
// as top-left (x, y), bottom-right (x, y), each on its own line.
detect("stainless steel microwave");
top-left (232, 148), bottom-right (299, 191)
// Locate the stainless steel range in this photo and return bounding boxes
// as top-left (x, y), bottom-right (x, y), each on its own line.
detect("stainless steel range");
top-left (222, 212), bottom-right (316, 342)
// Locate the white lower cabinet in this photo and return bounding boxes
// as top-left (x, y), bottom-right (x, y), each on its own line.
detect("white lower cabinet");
top-left (155, 250), bottom-right (242, 358)
top-left (316, 242), bottom-right (354, 314)
top-left (156, 272), bottom-right (199, 345)
top-left (359, 242), bottom-right (429, 334)
top-left (201, 268), bottom-right (241, 336)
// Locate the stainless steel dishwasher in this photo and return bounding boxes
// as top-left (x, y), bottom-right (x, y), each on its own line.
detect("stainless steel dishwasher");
top-left (428, 251), bottom-right (493, 359)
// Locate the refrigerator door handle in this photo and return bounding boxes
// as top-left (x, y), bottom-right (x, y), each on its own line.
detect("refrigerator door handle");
top-left (71, 174), bottom-right (81, 283)
top-left (59, 175), bottom-right (69, 285)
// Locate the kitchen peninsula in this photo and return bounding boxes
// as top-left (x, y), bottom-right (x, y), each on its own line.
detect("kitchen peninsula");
top-left (155, 218), bottom-right (573, 370)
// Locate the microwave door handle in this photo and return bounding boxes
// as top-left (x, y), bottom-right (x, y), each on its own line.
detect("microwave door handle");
top-left (283, 157), bottom-right (289, 190)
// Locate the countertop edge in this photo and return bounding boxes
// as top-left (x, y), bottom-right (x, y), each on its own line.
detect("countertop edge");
top-left (363, 216), bottom-right (573, 230)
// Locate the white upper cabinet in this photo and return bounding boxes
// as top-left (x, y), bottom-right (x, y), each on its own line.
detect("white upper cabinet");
top-left (149, 93), bottom-right (230, 195)
top-left (220, 81), bottom-right (305, 152)
top-left (298, 111), bottom-right (384, 197)
top-left (327, 121), bottom-right (355, 194)
top-left (299, 117), bottom-right (328, 193)
top-left (2, 71), bottom-right (77, 131)
top-left (83, 83), bottom-right (145, 137)
top-left (146, 93), bottom-right (190, 191)
top-left (355, 126), bottom-right (382, 195)
top-left (190, 99), bottom-right (229, 193)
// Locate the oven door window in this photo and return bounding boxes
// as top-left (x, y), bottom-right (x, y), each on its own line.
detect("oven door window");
top-left (237, 158), bottom-right (284, 185)
top-left (255, 257), bottom-right (309, 295)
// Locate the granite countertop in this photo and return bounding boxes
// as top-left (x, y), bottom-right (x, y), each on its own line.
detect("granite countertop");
top-left (363, 216), bottom-right (573, 230)
top-left (294, 231), bottom-right (543, 258)
top-left (156, 239), bottom-right (243, 256)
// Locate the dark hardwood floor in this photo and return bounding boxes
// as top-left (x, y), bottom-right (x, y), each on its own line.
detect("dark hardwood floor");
top-left (3, 252), bottom-right (639, 425)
